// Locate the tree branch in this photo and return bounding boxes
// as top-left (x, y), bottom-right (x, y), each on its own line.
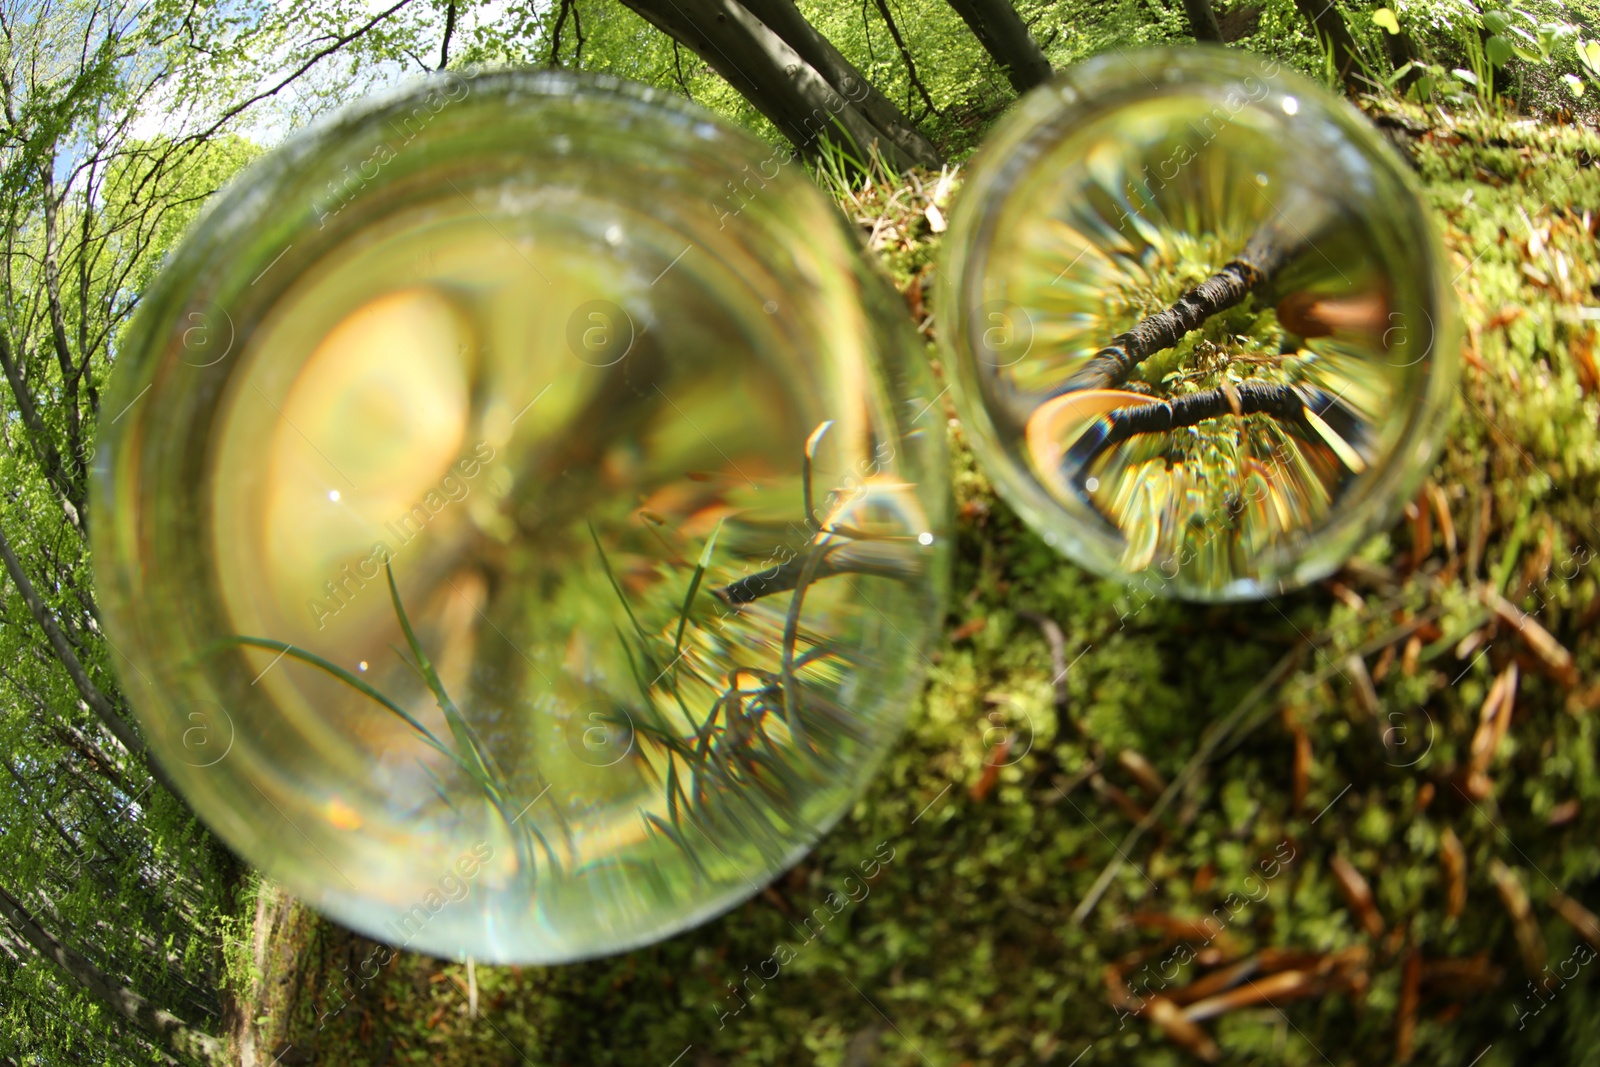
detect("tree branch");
top-left (39, 168), bottom-right (88, 515)
top-left (0, 325), bottom-right (80, 529)
top-left (868, 0), bottom-right (938, 118)
top-left (550, 0), bottom-right (574, 66)
top-left (186, 0), bottom-right (423, 146)
top-left (739, 0), bottom-right (943, 167)
top-left (1055, 217), bottom-right (1308, 395)
top-left (437, 0), bottom-right (457, 69)
top-left (1059, 380), bottom-right (1364, 479)
top-left (620, 0), bottom-right (928, 169)
top-left (671, 39), bottom-right (695, 100)
top-left (714, 538), bottom-right (924, 604)
top-left (0, 518), bottom-right (178, 797)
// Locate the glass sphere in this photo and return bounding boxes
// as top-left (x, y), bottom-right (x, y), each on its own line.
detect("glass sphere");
top-left (92, 71), bottom-right (949, 963)
top-left (939, 48), bottom-right (1457, 599)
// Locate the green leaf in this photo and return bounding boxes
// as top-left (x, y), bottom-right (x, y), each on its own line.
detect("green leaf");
top-left (1372, 7), bottom-right (1400, 35)
top-left (1565, 72), bottom-right (1587, 96)
top-left (1482, 10), bottom-right (1511, 35)
top-left (1538, 22), bottom-right (1576, 54)
top-left (1452, 67), bottom-right (1480, 86)
top-left (1485, 35), bottom-right (1515, 67)
top-left (1503, 25), bottom-right (1542, 61)
top-left (1580, 39), bottom-right (1600, 78)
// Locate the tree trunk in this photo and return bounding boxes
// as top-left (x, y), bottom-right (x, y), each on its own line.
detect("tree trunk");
top-left (1181, 0), bottom-right (1225, 43)
top-left (1384, 28), bottom-right (1421, 91)
top-left (941, 0), bottom-right (1052, 94)
top-left (1292, 0), bottom-right (1370, 96)
top-left (0, 881), bottom-right (226, 1066)
top-left (618, 0), bottom-right (935, 171)
top-left (739, 0), bottom-right (942, 167)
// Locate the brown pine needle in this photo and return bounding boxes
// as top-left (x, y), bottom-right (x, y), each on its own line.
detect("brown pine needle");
top-left (1440, 827), bottom-right (1468, 918)
top-left (1164, 957), bottom-right (1261, 1007)
top-left (1180, 969), bottom-right (1322, 1022)
top-left (1148, 995), bottom-right (1221, 1062)
top-left (1467, 663), bottom-right (1518, 798)
top-left (1549, 889), bottom-right (1600, 951)
top-left (1483, 588), bottom-right (1578, 687)
top-left (1489, 860), bottom-right (1545, 977)
top-left (1397, 947), bottom-right (1421, 1063)
top-left (1330, 853), bottom-right (1386, 938)
top-left (1117, 750), bottom-right (1168, 797)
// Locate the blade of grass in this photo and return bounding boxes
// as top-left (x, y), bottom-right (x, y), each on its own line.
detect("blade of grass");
top-left (779, 533), bottom-right (832, 738)
top-left (643, 810), bottom-right (710, 880)
top-left (218, 636), bottom-right (463, 770)
top-left (416, 757), bottom-right (459, 813)
top-left (672, 517), bottom-right (724, 662)
top-left (383, 564), bottom-right (494, 783)
top-left (589, 521), bottom-right (655, 653)
top-left (803, 420), bottom-right (834, 531)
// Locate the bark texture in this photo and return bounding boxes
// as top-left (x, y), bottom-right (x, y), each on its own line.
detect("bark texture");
top-left (1292, 0), bottom-right (1370, 95)
top-left (1055, 219), bottom-right (1306, 396)
top-left (1182, 0), bottom-right (1225, 43)
top-left (740, 0), bottom-right (943, 166)
top-left (620, 0), bottom-right (940, 170)
top-left (942, 0), bottom-right (1052, 94)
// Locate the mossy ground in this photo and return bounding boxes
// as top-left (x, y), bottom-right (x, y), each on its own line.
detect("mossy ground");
top-left (239, 103), bottom-right (1600, 1066)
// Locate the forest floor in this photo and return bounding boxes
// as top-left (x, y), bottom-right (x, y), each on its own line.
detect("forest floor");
top-left (235, 99), bottom-right (1600, 1066)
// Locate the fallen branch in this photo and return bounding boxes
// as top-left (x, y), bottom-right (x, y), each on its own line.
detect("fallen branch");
top-left (714, 538), bottom-right (924, 604)
top-left (1054, 216), bottom-right (1310, 395)
top-left (1057, 382), bottom-right (1370, 484)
